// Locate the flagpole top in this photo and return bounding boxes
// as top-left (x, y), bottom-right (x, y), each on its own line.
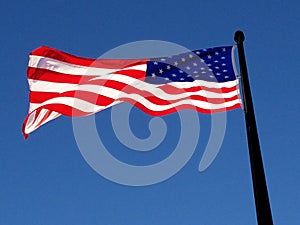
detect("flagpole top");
top-left (234, 30), bottom-right (245, 44)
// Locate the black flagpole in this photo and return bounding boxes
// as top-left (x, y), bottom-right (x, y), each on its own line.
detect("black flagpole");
top-left (234, 30), bottom-right (274, 225)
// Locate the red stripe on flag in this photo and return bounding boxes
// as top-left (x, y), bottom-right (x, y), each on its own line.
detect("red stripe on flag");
top-left (30, 46), bottom-right (149, 68)
top-left (160, 83), bottom-right (239, 95)
top-left (120, 98), bottom-right (242, 116)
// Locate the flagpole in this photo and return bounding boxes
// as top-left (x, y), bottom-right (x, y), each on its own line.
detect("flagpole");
top-left (234, 30), bottom-right (274, 225)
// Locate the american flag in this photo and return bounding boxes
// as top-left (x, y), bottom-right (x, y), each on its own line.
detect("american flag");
top-left (22, 46), bottom-right (241, 138)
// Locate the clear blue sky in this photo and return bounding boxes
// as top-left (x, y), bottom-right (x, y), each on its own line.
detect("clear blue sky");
top-left (1, 0), bottom-right (299, 224)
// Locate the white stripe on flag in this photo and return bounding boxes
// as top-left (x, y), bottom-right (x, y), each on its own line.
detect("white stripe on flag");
top-left (28, 55), bottom-right (147, 76)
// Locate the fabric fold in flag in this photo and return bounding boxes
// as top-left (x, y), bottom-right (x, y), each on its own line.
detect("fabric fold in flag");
top-left (22, 46), bottom-right (242, 138)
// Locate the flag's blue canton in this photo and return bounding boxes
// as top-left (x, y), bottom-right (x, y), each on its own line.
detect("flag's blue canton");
top-left (145, 46), bottom-right (236, 84)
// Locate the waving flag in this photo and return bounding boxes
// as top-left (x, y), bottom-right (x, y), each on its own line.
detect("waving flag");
top-left (22, 46), bottom-right (241, 138)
